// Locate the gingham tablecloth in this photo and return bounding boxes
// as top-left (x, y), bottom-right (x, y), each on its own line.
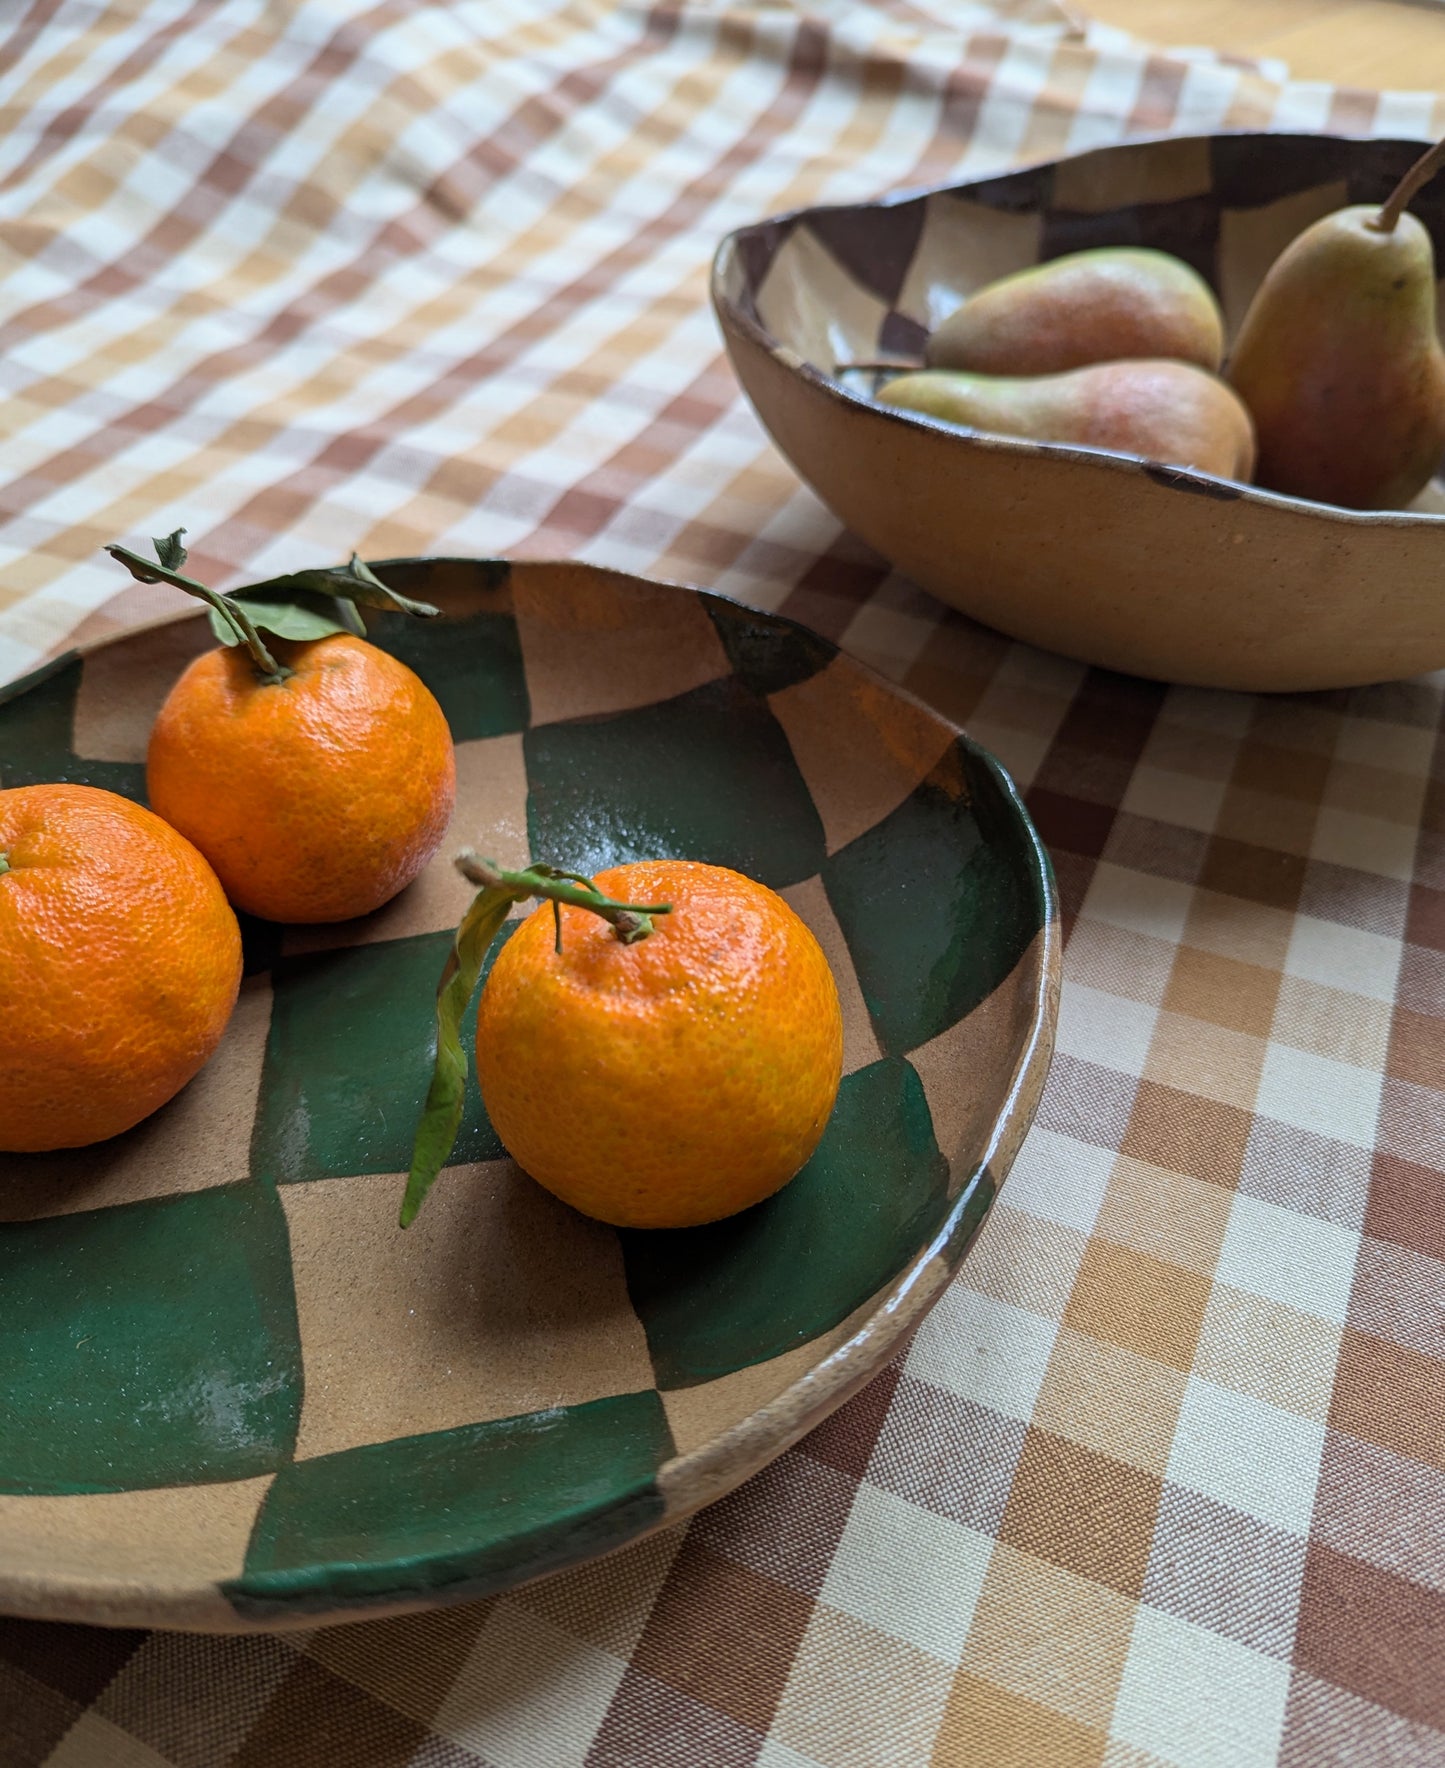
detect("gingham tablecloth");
top-left (2, 3), bottom-right (1444, 1764)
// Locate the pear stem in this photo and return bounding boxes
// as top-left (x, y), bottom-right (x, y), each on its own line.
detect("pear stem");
top-left (1371, 136), bottom-right (1445, 234)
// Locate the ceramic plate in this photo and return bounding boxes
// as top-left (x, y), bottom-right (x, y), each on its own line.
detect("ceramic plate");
top-left (0, 559), bottom-right (1058, 1631)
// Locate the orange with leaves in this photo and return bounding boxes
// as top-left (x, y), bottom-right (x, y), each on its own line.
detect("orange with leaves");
top-left (0, 783), bottom-right (242, 1152)
top-left (147, 632), bottom-right (455, 925)
top-left (110, 533), bottom-right (456, 925)
top-left (402, 857), bottom-right (844, 1230)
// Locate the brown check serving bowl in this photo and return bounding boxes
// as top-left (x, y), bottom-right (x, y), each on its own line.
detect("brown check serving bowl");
top-left (0, 558), bottom-right (1058, 1631)
top-left (712, 132), bottom-right (1445, 694)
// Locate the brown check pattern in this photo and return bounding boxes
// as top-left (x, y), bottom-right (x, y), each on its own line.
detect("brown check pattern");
top-left (2, 0), bottom-right (1444, 1763)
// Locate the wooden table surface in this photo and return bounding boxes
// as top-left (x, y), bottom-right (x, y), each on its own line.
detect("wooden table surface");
top-left (1090, 0), bottom-right (1445, 90)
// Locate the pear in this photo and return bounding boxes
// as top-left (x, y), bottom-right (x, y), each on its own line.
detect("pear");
top-left (877, 360), bottom-right (1256, 481)
top-left (925, 248), bottom-right (1225, 377)
top-left (1228, 139), bottom-right (1445, 510)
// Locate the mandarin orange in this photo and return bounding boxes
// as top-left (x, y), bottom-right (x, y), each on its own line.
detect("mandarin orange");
top-left (0, 783), bottom-right (242, 1152)
top-left (147, 632), bottom-right (456, 924)
top-left (475, 860), bottom-right (843, 1229)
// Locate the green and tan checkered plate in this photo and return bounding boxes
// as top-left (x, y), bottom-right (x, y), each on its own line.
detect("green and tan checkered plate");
top-left (0, 560), bottom-right (1059, 1632)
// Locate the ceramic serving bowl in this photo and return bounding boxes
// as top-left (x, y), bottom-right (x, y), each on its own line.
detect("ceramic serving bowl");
top-left (0, 559), bottom-right (1058, 1631)
top-left (712, 132), bottom-right (1445, 693)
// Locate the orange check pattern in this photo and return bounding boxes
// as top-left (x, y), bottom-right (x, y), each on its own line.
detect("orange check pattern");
top-left (2, 3), bottom-right (1444, 1765)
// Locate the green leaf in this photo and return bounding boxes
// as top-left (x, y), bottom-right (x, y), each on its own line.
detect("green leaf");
top-left (207, 589), bottom-right (355, 647)
top-left (241, 554), bottom-right (441, 622)
top-left (331, 594), bottom-right (369, 636)
top-left (153, 528), bottom-right (188, 572)
top-left (399, 883), bottom-right (518, 1228)
top-left (110, 539), bottom-right (434, 661)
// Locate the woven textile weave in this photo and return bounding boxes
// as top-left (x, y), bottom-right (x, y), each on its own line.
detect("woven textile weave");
top-left (1, 2), bottom-right (1444, 1764)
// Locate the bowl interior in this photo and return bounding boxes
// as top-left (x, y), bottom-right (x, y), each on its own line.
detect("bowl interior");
top-left (720, 133), bottom-right (1445, 509)
top-left (0, 559), bottom-right (1056, 1628)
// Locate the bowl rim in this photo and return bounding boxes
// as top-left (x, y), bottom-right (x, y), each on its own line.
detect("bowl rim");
top-left (710, 127), bottom-right (1445, 528)
top-left (0, 557), bottom-right (1061, 1631)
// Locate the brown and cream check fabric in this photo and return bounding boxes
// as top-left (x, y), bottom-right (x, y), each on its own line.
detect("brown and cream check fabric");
top-left (2, 2), bottom-right (1444, 1764)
